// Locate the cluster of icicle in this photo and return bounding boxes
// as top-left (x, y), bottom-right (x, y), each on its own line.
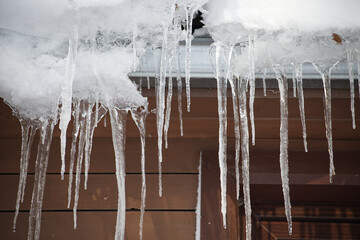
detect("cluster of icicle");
top-left (9, 2), bottom-right (209, 240)
top-left (210, 32), bottom-right (360, 240)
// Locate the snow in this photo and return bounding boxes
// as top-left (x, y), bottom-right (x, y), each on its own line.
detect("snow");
top-left (1, 0), bottom-right (360, 240)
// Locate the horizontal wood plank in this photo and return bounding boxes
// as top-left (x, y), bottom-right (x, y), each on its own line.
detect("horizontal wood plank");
top-left (0, 174), bottom-right (197, 211)
top-left (0, 211), bottom-right (195, 240)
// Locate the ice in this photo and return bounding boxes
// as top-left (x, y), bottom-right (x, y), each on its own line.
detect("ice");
top-left (225, 45), bottom-right (241, 200)
top-left (273, 66), bottom-right (292, 235)
top-left (176, 49), bottom-right (184, 136)
top-left (214, 42), bottom-right (228, 228)
top-left (346, 50), bottom-right (356, 129)
top-left (28, 119), bottom-right (56, 240)
top-left (131, 106), bottom-right (148, 240)
top-left (195, 151), bottom-right (202, 240)
top-left (248, 35), bottom-right (256, 146)
top-left (109, 108), bottom-right (127, 240)
top-left (164, 65), bottom-right (173, 149)
top-left (238, 76), bottom-right (252, 240)
top-left (13, 119), bottom-right (37, 230)
top-left (59, 27), bottom-right (79, 180)
top-left (313, 63), bottom-right (338, 183)
top-left (293, 64), bottom-right (308, 152)
top-left (292, 69), bottom-right (297, 97)
top-left (184, 6), bottom-right (194, 112)
top-left (262, 68), bottom-right (267, 96)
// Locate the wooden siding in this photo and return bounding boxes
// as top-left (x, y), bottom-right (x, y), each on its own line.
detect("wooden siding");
top-left (0, 87), bottom-right (360, 239)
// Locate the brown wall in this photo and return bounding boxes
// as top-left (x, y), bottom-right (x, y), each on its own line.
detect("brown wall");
top-left (0, 87), bottom-right (359, 239)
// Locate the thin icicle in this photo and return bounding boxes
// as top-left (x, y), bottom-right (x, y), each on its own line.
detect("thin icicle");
top-left (131, 107), bottom-right (148, 240)
top-left (215, 42), bottom-right (228, 228)
top-left (28, 119), bottom-right (55, 240)
top-left (346, 50), bottom-right (356, 129)
top-left (248, 35), bottom-right (256, 146)
top-left (238, 77), bottom-right (252, 240)
top-left (109, 108), bottom-right (127, 240)
top-left (68, 100), bottom-right (81, 208)
top-left (164, 63), bottom-right (173, 149)
top-left (226, 45), bottom-right (240, 200)
top-left (274, 68), bottom-right (292, 235)
top-left (73, 101), bottom-right (87, 229)
top-left (292, 68), bottom-right (297, 97)
top-left (313, 63), bottom-right (337, 183)
top-left (146, 53), bottom-right (151, 89)
top-left (13, 120), bottom-right (37, 230)
top-left (184, 6), bottom-right (194, 112)
top-left (59, 27), bottom-right (79, 180)
top-left (176, 48), bottom-right (184, 136)
top-left (195, 151), bottom-right (202, 240)
top-left (262, 68), bottom-right (267, 96)
top-left (293, 64), bottom-right (308, 152)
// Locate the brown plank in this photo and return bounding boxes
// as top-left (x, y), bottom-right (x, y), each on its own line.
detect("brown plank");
top-left (258, 221), bottom-right (360, 239)
top-left (1, 117), bottom-right (359, 140)
top-left (0, 174), bottom-right (197, 211)
top-left (252, 205), bottom-right (360, 220)
top-left (0, 211), bottom-right (195, 240)
top-left (201, 151), bottom-right (240, 240)
top-left (0, 138), bottom-right (212, 173)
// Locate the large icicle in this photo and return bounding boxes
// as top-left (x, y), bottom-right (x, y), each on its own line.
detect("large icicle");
top-left (131, 107), bottom-right (148, 240)
top-left (164, 63), bottom-right (173, 149)
top-left (226, 46), bottom-right (241, 200)
top-left (215, 42), bottom-right (228, 228)
top-left (313, 63), bottom-right (337, 183)
top-left (273, 67), bottom-right (292, 235)
top-left (346, 50), bottom-right (356, 129)
top-left (176, 48), bottom-right (184, 136)
top-left (238, 76), bottom-right (252, 240)
top-left (248, 35), bottom-right (256, 146)
top-left (109, 108), bottom-right (127, 240)
top-left (195, 151), bottom-right (202, 240)
top-left (27, 119), bottom-right (55, 240)
top-left (184, 6), bottom-right (194, 112)
top-left (13, 120), bottom-right (37, 230)
top-left (59, 27), bottom-right (79, 180)
top-left (67, 100), bottom-right (81, 208)
top-left (293, 64), bottom-right (308, 152)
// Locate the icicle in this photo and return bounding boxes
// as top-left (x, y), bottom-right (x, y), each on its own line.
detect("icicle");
top-left (104, 112), bottom-right (107, 127)
top-left (73, 101), bottom-right (87, 229)
top-left (59, 27), bottom-right (79, 180)
top-left (262, 68), bottom-right (267, 96)
top-left (154, 25), bottom-right (167, 197)
top-left (84, 102), bottom-right (94, 190)
top-left (226, 46), bottom-right (240, 200)
top-left (67, 100), bottom-right (80, 208)
top-left (248, 35), bottom-right (256, 146)
top-left (195, 151), bottom-right (202, 240)
top-left (164, 63), bottom-right (173, 149)
top-left (313, 63), bottom-right (337, 183)
top-left (292, 68), bottom-right (297, 97)
top-left (176, 47), bottom-right (184, 136)
top-left (238, 77), bottom-right (252, 240)
top-left (346, 50), bottom-right (356, 129)
top-left (184, 6), bottom-right (194, 112)
top-left (27, 119), bottom-right (55, 240)
top-left (293, 64), bottom-right (308, 152)
top-left (131, 106), bottom-right (148, 240)
top-left (215, 42), bottom-right (228, 228)
top-left (146, 53), bottom-right (151, 90)
top-left (13, 120), bottom-right (37, 230)
top-left (273, 67), bottom-right (292, 235)
top-left (109, 108), bottom-right (127, 240)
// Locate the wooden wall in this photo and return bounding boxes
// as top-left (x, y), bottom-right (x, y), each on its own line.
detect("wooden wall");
top-left (0, 85), bottom-right (360, 239)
